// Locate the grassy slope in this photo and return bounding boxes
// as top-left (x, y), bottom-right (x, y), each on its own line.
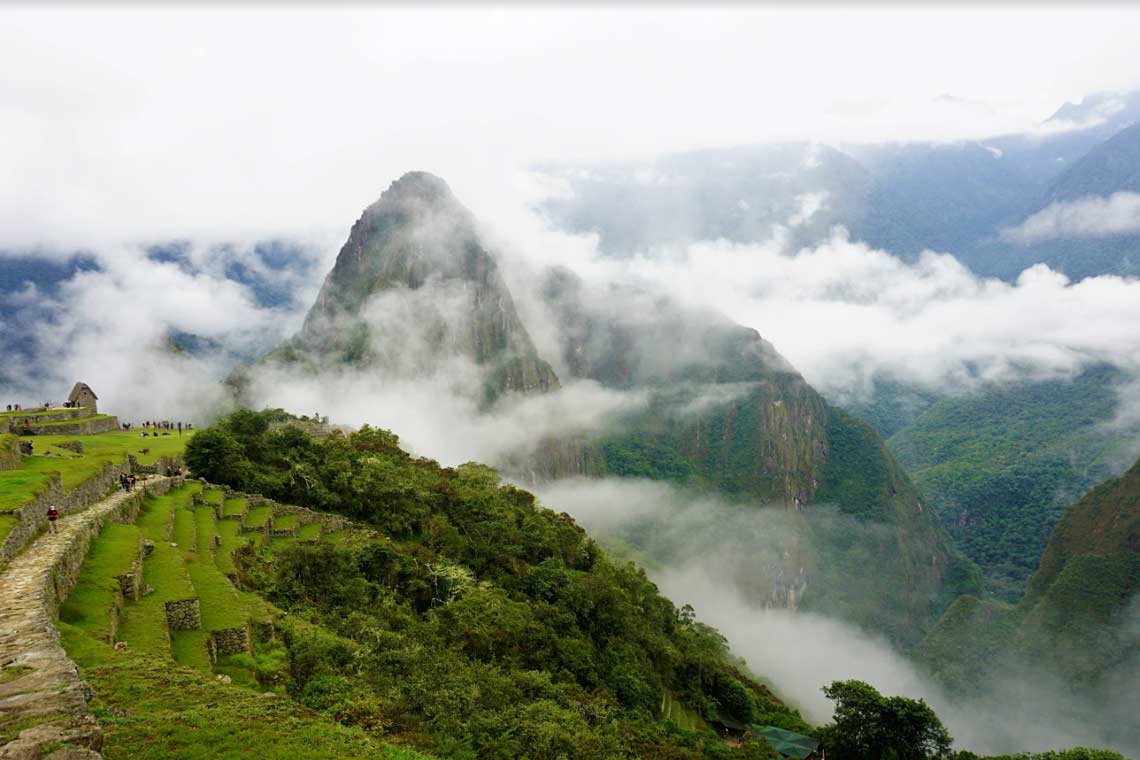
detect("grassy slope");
top-left (886, 366), bottom-right (1135, 600)
top-left (0, 429), bottom-right (193, 510)
top-left (61, 625), bottom-right (433, 760)
top-left (59, 522), bottom-right (141, 641)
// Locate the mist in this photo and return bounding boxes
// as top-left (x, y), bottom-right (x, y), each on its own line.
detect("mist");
top-left (535, 476), bottom-right (1140, 758)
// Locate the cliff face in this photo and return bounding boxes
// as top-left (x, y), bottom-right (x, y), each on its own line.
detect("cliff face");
top-left (277, 172), bottom-right (559, 399)
top-left (918, 457), bottom-right (1140, 690)
top-left (535, 267), bottom-right (978, 643)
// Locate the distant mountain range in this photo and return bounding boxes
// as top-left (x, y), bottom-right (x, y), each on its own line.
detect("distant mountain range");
top-left (538, 90), bottom-right (1140, 282)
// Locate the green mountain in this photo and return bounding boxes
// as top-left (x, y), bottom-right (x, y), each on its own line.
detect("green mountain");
top-left (534, 268), bottom-right (981, 644)
top-left (918, 457), bottom-right (1140, 704)
top-left (884, 365), bottom-right (1138, 600)
top-left (255, 174), bottom-right (978, 645)
top-left (183, 409), bottom-right (809, 759)
top-left (266, 171), bottom-right (559, 400)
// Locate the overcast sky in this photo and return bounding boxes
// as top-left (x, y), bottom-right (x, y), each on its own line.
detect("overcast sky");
top-left (3, 5), bottom-right (1140, 249)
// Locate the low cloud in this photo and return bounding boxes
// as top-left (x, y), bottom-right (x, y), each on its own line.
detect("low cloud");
top-left (1002, 192), bottom-right (1140, 243)
top-left (536, 476), bottom-right (1140, 758)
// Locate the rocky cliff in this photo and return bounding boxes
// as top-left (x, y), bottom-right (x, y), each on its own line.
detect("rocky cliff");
top-left (268, 171), bottom-right (559, 400)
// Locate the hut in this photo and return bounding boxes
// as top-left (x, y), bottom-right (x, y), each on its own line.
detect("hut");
top-left (67, 382), bottom-right (99, 413)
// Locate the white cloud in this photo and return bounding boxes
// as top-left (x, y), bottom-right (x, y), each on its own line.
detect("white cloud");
top-left (1003, 192), bottom-right (1140, 243)
top-left (2, 7), bottom-right (1140, 250)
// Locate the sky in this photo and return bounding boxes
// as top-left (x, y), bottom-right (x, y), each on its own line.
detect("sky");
top-left (3, 5), bottom-right (1140, 249)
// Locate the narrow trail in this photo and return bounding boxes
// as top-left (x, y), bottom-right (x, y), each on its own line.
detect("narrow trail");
top-left (0, 477), bottom-right (171, 759)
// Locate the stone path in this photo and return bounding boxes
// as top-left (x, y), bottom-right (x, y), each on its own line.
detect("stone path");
top-left (0, 478), bottom-right (170, 760)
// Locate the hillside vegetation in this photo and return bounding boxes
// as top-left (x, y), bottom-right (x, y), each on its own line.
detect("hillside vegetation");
top-left (183, 409), bottom-right (805, 759)
top-left (886, 366), bottom-right (1136, 600)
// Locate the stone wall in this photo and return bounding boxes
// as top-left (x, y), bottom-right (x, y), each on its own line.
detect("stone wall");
top-left (164, 598), bottom-right (202, 631)
top-left (0, 406), bottom-right (91, 434)
top-left (211, 625), bottom-right (251, 657)
top-left (0, 434), bottom-right (20, 470)
top-left (25, 416), bottom-right (121, 437)
top-left (60, 461), bottom-right (130, 517)
top-left (0, 474), bottom-right (64, 568)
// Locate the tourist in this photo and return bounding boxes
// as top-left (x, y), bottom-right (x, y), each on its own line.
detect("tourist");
top-left (46, 505), bottom-right (59, 534)
top-left (177, 421), bottom-right (182, 436)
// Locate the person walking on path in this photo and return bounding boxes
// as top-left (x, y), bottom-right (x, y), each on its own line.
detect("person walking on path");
top-left (46, 505), bottom-right (59, 534)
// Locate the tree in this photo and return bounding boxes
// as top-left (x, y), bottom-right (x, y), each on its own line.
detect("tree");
top-left (820, 679), bottom-right (952, 760)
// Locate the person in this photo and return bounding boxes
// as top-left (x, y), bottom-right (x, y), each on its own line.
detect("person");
top-left (177, 421), bottom-right (182, 436)
top-left (47, 505), bottom-right (59, 534)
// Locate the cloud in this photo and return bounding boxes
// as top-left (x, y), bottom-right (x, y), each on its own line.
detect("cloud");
top-left (1002, 192), bottom-right (1140, 243)
top-left (3, 8), bottom-right (1140, 250)
top-left (535, 476), bottom-right (1140, 757)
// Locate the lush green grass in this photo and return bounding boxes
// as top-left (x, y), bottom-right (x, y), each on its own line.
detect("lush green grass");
top-left (0, 513), bottom-right (18, 544)
top-left (273, 513), bottom-right (298, 530)
top-left (297, 522), bottom-right (322, 540)
top-left (0, 469), bottom-right (58, 512)
top-left (201, 489), bottom-right (224, 505)
top-left (244, 505), bottom-right (272, 528)
top-left (35, 413), bottom-right (117, 428)
top-left (60, 623), bottom-right (435, 760)
top-left (59, 522), bottom-right (141, 641)
top-left (661, 691), bottom-right (707, 732)
top-left (215, 519), bottom-right (253, 575)
top-left (0, 429), bottom-right (193, 511)
top-left (221, 497), bottom-right (248, 517)
top-left (117, 493), bottom-right (197, 658)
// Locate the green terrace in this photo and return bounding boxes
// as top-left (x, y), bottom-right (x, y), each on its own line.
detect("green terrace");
top-left (0, 429), bottom-right (194, 511)
top-left (56, 477), bottom-right (436, 758)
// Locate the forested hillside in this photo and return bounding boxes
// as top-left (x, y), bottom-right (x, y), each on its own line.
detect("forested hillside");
top-left (185, 409), bottom-right (808, 759)
top-left (886, 365), bottom-right (1137, 600)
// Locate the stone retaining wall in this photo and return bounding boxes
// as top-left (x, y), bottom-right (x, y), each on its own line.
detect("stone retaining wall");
top-left (0, 407), bottom-right (92, 434)
top-left (163, 598), bottom-right (202, 631)
top-left (211, 625), bottom-right (251, 657)
top-left (0, 435), bottom-right (20, 470)
top-left (0, 475), bottom-right (64, 568)
top-left (23, 416), bottom-right (121, 437)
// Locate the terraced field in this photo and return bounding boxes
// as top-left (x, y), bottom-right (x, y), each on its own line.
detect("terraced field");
top-left (52, 483), bottom-right (427, 758)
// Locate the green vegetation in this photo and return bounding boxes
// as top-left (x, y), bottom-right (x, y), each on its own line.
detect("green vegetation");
top-left (273, 513), bottom-right (299, 530)
top-left (886, 366), bottom-right (1136, 600)
top-left (0, 428), bottom-right (192, 510)
top-left (60, 623), bottom-right (435, 760)
top-left (59, 522), bottom-right (141, 640)
top-left (184, 409), bottom-right (811, 758)
top-left (245, 505), bottom-right (272, 528)
top-left (818, 680), bottom-right (951, 760)
top-left (222, 496), bottom-right (248, 517)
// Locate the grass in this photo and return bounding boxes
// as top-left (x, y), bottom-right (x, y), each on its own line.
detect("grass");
top-left (35, 414), bottom-right (117, 428)
top-left (0, 513), bottom-right (19, 544)
top-left (661, 691), bottom-right (707, 732)
top-left (297, 522), bottom-right (322, 540)
top-left (117, 493), bottom-right (197, 658)
top-left (0, 428), bottom-right (194, 511)
top-left (60, 623), bottom-right (435, 760)
top-left (244, 505), bottom-right (272, 528)
top-left (215, 519), bottom-right (253, 575)
top-left (201, 489), bottom-right (224, 505)
top-left (59, 522), bottom-right (141, 641)
top-left (273, 514), bottom-right (298, 531)
top-left (221, 497), bottom-right (248, 518)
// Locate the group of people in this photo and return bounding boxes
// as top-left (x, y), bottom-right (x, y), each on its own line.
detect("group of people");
top-left (5, 403), bottom-right (24, 412)
top-left (137, 420), bottom-right (190, 436)
top-left (119, 472), bottom-right (139, 492)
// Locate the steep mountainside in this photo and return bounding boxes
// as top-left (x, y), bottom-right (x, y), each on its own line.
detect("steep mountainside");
top-left (886, 365), bottom-right (1138, 600)
top-left (918, 457), bottom-right (1140, 712)
top-left (266, 172), bottom-right (559, 399)
top-left (534, 268), bottom-right (980, 643)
